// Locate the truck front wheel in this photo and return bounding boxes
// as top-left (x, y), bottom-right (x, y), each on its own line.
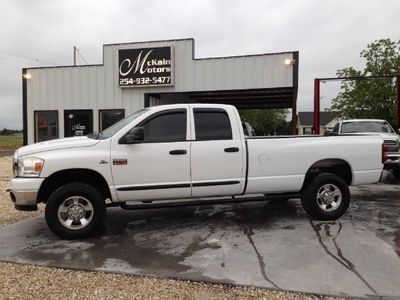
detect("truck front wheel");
top-left (45, 183), bottom-right (106, 239)
top-left (301, 173), bottom-right (350, 220)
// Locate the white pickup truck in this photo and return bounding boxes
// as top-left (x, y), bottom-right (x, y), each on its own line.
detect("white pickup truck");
top-left (8, 104), bottom-right (385, 238)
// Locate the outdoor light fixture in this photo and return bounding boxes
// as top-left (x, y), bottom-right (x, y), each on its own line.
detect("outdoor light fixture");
top-left (23, 73), bottom-right (32, 79)
top-left (284, 59), bottom-right (296, 66)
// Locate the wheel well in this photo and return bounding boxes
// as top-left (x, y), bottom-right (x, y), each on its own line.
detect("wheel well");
top-left (302, 159), bottom-right (352, 190)
top-left (37, 169), bottom-right (111, 203)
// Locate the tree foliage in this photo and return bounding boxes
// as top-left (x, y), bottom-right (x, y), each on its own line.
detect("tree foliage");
top-left (239, 109), bottom-right (289, 135)
top-left (0, 128), bottom-right (22, 135)
top-left (331, 39), bottom-right (400, 126)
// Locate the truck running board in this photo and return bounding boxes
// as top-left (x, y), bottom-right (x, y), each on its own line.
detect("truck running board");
top-left (118, 193), bottom-right (300, 210)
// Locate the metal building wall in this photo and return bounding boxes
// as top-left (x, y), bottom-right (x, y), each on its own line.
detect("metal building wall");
top-left (25, 38), bottom-right (295, 144)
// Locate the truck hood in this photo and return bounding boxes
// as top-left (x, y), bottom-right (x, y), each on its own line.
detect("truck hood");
top-left (16, 136), bottom-right (100, 157)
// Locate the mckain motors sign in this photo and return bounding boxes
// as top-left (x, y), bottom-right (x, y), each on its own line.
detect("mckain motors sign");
top-left (118, 46), bottom-right (174, 87)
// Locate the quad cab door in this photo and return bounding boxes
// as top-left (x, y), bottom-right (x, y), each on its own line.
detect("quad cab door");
top-left (111, 108), bottom-right (191, 201)
top-left (190, 105), bottom-right (246, 197)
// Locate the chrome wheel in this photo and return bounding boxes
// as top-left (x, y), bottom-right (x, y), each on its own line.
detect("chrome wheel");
top-left (316, 184), bottom-right (342, 212)
top-left (57, 196), bottom-right (94, 230)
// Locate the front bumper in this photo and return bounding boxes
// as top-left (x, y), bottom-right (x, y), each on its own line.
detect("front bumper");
top-left (7, 177), bottom-right (45, 211)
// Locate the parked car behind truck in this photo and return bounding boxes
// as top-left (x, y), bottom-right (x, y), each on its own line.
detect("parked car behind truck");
top-left (328, 119), bottom-right (400, 179)
top-left (8, 104), bottom-right (386, 238)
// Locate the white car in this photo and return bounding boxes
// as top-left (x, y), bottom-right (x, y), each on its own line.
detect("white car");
top-left (330, 119), bottom-right (400, 179)
top-left (8, 104), bottom-right (386, 238)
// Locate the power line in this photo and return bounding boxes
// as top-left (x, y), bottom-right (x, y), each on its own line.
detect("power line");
top-left (77, 49), bottom-right (88, 65)
top-left (0, 55), bottom-right (42, 65)
top-left (0, 49), bottom-right (55, 65)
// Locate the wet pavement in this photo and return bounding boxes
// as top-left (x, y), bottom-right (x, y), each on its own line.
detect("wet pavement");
top-left (0, 184), bottom-right (400, 299)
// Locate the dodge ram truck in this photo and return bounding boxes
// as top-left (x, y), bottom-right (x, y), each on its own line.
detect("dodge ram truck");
top-left (8, 104), bottom-right (386, 238)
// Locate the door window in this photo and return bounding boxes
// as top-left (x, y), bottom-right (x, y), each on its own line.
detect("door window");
top-left (194, 109), bottom-right (232, 140)
top-left (138, 110), bottom-right (186, 142)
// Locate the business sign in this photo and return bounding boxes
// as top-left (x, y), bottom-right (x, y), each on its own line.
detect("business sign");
top-left (118, 46), bottom-right (174, 87)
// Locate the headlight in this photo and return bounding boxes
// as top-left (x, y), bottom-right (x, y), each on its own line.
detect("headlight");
top-left (18, 157), bottom-right (44, 177)
top-left (13, 151), bottom-right (18, 177)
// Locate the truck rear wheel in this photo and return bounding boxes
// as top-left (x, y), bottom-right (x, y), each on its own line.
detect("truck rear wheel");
top-left (301, 173), bottom-right (350, 220)
top-left (45, 183), bottom-right (106, 239)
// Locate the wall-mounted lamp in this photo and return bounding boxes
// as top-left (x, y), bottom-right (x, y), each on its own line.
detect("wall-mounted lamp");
top-left (23, 73), bottom-right (32, 79)
top-left (284, 59), bottom-right (296, 66)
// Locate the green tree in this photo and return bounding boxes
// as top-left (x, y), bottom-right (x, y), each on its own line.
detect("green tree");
top-left (239, 109), bottom-right (289, 135)
top-left (331, 39), bottom-right (400, 126)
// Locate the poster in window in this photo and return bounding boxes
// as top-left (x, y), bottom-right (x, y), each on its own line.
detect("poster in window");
top-left (64, 110), bottom-right (93, 137)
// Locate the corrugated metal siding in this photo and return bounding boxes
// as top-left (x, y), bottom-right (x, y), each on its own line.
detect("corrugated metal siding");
top-left (26, 39), bottom-right (295, 144)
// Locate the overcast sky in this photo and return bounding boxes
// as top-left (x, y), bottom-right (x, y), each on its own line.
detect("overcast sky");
top-left (0, 0), bottom-right (399, 129)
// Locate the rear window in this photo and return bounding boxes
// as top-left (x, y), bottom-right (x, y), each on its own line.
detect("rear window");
top-left (194, 109), bottom-right (232, 140)
top-left (341, 121), bottom-right (394, 133)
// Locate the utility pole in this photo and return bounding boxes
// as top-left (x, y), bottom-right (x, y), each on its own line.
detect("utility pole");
top-left (73, 46), bottom-right (77, 66)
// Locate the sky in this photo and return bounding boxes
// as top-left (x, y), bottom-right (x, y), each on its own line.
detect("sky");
top-left (0, 0), bottom-right (399, 129)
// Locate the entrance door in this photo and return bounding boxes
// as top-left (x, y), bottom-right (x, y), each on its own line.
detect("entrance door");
top-left (111, 108), bottom-right (191, 201)
top-left (64, 110), bottom-right (93, 137)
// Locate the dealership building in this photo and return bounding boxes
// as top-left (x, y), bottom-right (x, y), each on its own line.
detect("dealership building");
top-left (22, 38), bottom-right (298, 145)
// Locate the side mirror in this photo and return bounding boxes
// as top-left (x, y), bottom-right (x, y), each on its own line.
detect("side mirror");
top-left (120, 127), bottom-right (144, 144)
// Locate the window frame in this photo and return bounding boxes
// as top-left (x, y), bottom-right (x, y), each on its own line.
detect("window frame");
top-left (34, 110), bottom-right (59, 143)
top-left (193, 108), bottom-right (233, 141)
top-left (98, 109), bottom-right (125, 132)
top-left (130, 108), bottom-right (188, 143)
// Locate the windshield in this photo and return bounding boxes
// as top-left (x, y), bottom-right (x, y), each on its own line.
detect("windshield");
top-left (341, 121), bottom-right (395, 134)
top-left (91, 108), bottom-right (149, 139)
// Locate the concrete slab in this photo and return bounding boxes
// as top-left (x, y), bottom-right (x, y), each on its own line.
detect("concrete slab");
top-left (0, 184), bottom-right (400, 299)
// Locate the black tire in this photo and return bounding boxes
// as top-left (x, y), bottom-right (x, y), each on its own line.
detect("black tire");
top-left (301, 173), bottom-right (350, 220)
top-left (392, 168), bottom-right (400, 181)
top-left (45, 183), bottom-right (106, 239)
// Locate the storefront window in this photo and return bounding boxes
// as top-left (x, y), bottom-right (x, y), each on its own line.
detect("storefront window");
top-left (34, 111), bottom-right (58, 142)
top-left (64, 110), bottom-right (93, 137)
top-left (99, 109), bottom-right (125, 131)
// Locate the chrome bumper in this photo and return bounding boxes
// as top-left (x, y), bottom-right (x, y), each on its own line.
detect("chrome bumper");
top-left (8, 189), bottom-right (38, 205)
top-left (385, 152), bottom-right (400, 166)
top-left (8, 177), bottom-right (45, 211)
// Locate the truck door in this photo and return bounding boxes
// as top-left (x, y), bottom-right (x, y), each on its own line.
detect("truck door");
top-left (111, 108), bottom-right (191, 201)
top-left (190, 106), bottom-right (246, 197)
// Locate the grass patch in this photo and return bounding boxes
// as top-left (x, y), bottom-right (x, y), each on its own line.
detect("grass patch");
top-left (0, 135), bottom-right (23, 150)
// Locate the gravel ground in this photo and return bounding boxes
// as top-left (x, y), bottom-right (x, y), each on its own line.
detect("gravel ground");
top-left (0, 156), bottom-right (342, 300)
